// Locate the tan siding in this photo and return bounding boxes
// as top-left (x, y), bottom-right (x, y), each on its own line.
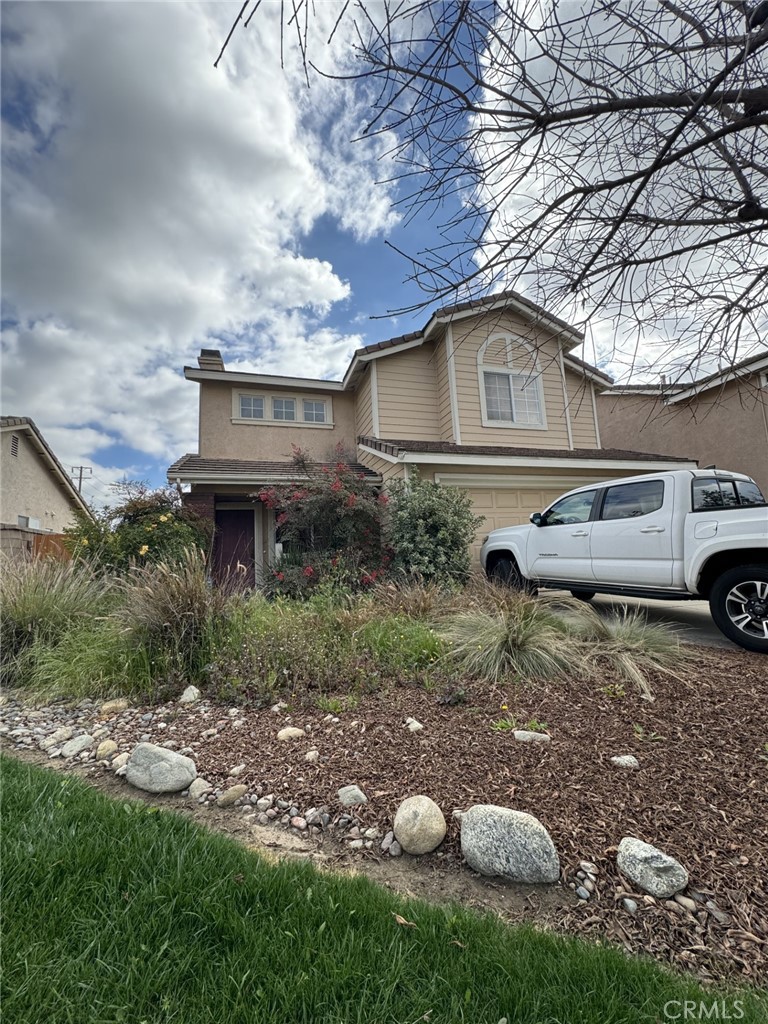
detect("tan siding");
top-left (450, 311), bottom-right (571, 448)
top-left (376, 343), bottom-right (441, 440)
top-left (434, 339), bottom-right (454, 441)
top-left (356, 448), bottom-right (405, 484)
top-left (355, 367), bottom-right (374, 438)
top-left (565, 371), bottom-right (599, 448)
top-left (0, 430), bottom-right (78, 531)
top-left (199, 380), bottom-right (357, 462)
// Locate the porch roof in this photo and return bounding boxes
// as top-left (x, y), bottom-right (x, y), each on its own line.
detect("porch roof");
top-left (168, 454), bottom-right (382, 485)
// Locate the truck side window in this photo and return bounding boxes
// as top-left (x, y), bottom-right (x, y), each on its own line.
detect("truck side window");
top-left (600, 480), bottom-right (664, 520)
top-left (735, 481), bottom-right (767, 506)
top-left (692, 478), bottom-right (738, 510)
top-left (542, 490), bottom-right (597, 526)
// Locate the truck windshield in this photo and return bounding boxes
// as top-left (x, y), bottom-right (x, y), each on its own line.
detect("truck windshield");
top-left (692, 478), bottom-right (766, 511)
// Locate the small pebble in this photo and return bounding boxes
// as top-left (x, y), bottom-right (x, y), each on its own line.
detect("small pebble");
top-left (576, 886), bottom-right (590, 900)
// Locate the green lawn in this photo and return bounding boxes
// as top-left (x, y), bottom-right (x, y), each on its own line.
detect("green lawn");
top-left (2, 757), bottom-right (764, 1024)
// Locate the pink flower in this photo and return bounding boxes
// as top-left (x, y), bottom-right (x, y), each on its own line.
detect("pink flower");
top-left (276, 572), bottom-right (285, 582)
top-left (303, 565), bottom-right (315, 578)
top-left (277, 512), bottom-right (288, 526)
top-left (377, 493), bottom-right (389, 505)
top-left (331, 479), bottom-right (343, 492)
top-left (346, 494), bottom-right (357, 508)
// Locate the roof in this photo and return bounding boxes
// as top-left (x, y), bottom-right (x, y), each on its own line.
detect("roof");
top-left (358, 436), bottom-right (694, 464)
top-left (604, 349), bottom-right (768, 401)
top-left (0, 417), bottom-right (93, 519)
top-left (168, 454), bottom-right (382, 484)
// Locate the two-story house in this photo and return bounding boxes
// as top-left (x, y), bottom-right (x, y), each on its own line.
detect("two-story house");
top-left (169, 290), bottom-right (696, 583)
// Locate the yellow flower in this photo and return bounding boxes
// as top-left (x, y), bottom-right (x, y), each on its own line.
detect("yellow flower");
top-left (81, 538), bottom-right (89, 546)
top-left (500, 704), bottom-right (508, 711)
top-left (139, 545), bottom-right (149, 556)
top-left (159, 515), bottom-right (168, 522)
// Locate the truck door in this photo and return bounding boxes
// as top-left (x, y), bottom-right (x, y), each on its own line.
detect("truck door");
top-left (589, 477), bottom-right (674, 586)
top-left (527, 488), bottom-right (598, 582)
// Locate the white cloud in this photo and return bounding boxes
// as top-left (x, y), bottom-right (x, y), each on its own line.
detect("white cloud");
top-left (1, 1), bottom-right (397, 477)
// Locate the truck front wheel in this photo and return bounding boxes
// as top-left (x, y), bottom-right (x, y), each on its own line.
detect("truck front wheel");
top-left (709, 565), bottom-right (768, 654)
top-left (489, 556), bottom-right (536, 594)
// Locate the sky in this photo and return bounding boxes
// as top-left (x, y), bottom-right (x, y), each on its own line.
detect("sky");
top-left (1, 0), bottom-right (435, 506)
top-left (3, 2), bottom-right (761, 508)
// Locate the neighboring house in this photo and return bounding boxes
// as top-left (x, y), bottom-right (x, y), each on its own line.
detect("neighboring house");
top-left (0, 416), bottom-right (93, 557)
top-left (597, 352), bottom-right (768, 491)
top-left (169, 290), bottom-right (697, 583)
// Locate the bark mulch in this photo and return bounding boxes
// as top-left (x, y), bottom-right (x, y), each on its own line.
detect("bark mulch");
top-left (5, 645), bottom-right (767, 984)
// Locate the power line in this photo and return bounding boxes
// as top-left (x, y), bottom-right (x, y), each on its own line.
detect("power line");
top-left (71, 466), bottom-right (92, 493)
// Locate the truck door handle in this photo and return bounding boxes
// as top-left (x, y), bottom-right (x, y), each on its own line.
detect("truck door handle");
top-left (571, 530), bottom-right (589, 537)
top-left (640, 526), bottom-right (665, 533)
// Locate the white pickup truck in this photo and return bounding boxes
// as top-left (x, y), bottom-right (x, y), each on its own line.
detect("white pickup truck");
top-left (480, 469), bottom-right (768, 653)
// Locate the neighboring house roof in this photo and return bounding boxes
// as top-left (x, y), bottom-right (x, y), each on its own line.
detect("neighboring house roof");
top-left (604, 349), bottom-right (768, 402)
top-left (357, 436), bottom-right (696, 470)
top-left (168, 454), bottom-right (382, 485)
top-left (0, 416), bottom-right (93, 519)
top-left (183, 288), bottom-right (609, 391)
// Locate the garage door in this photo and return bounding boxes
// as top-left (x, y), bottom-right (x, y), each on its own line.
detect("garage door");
top-left (465, 485), bottom-right (566, 562)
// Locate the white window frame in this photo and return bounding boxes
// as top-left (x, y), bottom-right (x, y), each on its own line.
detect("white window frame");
top-left (477, 334), bottom-right (547, 430)
top-left (239, 395), bottom-right (265, 419)
top-left (302, 399), bottom-right (327, 423)
top-left (272, 397), bottom-right (296, 421)
top-left (232, 390), bottom-right (333, 428)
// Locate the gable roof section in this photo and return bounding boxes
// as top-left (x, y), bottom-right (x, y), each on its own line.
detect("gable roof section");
top-left (0, 416), bottom-right (93, 519)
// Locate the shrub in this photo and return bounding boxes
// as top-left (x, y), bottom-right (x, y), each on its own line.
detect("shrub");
top-left (0, 555), bottom-right (112, 685)
top-left (65, 482), bottom-right (211, 573)
top-left (258, 446), bottom-right (389, 598)
top-left (387, 471), bottom-right (484, 582)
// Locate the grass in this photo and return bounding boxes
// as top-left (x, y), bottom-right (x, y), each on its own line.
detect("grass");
top-left (3, 757), bottom-right (765, 1024)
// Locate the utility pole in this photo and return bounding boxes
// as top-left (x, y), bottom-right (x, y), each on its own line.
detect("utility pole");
top-left (71, 466), bottom-right (92, 493)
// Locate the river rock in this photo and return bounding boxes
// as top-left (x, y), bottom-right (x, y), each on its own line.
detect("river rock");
top-left (96, 739), bottom-right (118, 760)
top-left (460, 804), bottom-right (560, 883)
top-left (611, 754), bottom-right (640, 769)
top-left (217, 785), bottom-right (248, 808)
top-left (513, 730), bottom-right (550, 744)
top-left (99, 698), bottom-right (131, 716)
top-left (179, 685), bottom-right (201, 704)
top-left (617, 837), bottom-right (689, 898)
top-left (188, 778), bottom-right (213, 799)
top-left (125, 743), bottom-right (197, 794)
top-left (393, 795), bottom-right (446, 855)
top-left (61, 735), bottom-right (94, 758)
top-left (277, 727), bottom-right (305, 741)
top-left (337, 784), bottom-right (368, 807)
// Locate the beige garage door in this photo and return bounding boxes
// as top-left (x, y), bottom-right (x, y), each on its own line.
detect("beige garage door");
top-left (466, 485), bottom-right (566, 563)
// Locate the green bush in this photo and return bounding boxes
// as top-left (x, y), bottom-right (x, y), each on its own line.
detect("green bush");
top-left (387, 471), bottom-right (484, 582)
top-left (65, 482), bottom-right (211, 573)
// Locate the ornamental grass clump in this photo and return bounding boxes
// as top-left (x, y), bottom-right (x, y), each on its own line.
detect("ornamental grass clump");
top-left (117, 547), bottom-right (232, 685)
top-left (0, 554), bottom-right (112, 685)
top-left (442, 593), bottom-right (578, 684)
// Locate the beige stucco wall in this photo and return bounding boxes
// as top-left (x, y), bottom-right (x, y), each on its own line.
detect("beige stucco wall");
top-left (597, 379), bottom-right (768, 490)
top-left (449, 311), bottom-right (577, 448)
top-left (0, 429), bottom-right (78, 531)
top-left (198, 380), bottom-right (358, 462)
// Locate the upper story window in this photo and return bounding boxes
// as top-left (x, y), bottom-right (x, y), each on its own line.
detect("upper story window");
top-left (478, 334), bottom-right (546, 429)
top-left (303, 400), bottom-right (326, 423)
top-left (233, 391), bottom-right (331, 427)
top-left (239, 395), bottom-right (264, 419)
top-left (272, 398), bottom-right (296, 421)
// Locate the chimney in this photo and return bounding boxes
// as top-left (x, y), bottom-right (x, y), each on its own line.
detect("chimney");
top-left (198, 348), bottom-right (225, 371)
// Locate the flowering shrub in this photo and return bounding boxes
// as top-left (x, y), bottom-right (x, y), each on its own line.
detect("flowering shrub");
top-left (387, 470), bottom-right (485, 582)
top-left (257, 446), bottom-right (389, 598)
top-left (65, 482), bottom-right (211, 573)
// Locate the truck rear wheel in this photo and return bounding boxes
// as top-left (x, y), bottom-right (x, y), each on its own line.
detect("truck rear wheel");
top-left (709, 565), bottom-right (768, 654)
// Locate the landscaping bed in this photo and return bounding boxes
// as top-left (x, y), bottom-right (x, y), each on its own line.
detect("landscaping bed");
top-left (3, 643), bottom-right (766, 986)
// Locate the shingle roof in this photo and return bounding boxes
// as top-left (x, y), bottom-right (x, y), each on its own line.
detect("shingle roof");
top-left (168, 454), bottom-right (381, 481)
top-left (357, 436), bottom-right (693, 463)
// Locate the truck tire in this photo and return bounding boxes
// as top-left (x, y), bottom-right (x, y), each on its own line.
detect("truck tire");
top-left (709, 565), bottom-right (768, 654)
top-left (570, 589), bottom-right (596, 602)
top-left (489, 556), bottom-right (536, 594)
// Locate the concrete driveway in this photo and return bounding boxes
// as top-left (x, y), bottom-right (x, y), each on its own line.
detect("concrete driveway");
top-left (590, 594), bottom-right (732, 649)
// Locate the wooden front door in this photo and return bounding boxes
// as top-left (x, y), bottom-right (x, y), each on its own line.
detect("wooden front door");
top-left (213, 508), bottom-right (255, 586)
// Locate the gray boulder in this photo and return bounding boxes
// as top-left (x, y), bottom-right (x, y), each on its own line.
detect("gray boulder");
top-left (125, 743), bottom-right (197, 794)
top-left (460, 804), bottom-right (560, 883)
top-left (617, 837), bottom-right (688, 898)
top-left (393, 795), bottom-right (446, 855)
top-left (61, 735), bottom-right (94, 758)
top-left (179, 685), bottom-right (201, 704)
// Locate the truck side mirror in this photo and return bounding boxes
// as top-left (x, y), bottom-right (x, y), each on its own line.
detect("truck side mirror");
top-left (530, 512), bottom-right (543, 526)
